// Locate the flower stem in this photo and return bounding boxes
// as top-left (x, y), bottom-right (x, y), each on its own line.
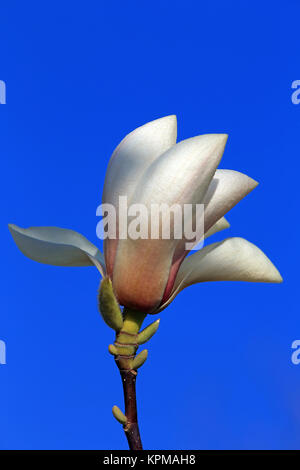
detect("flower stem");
top-left (120, 369), bottom-right (142, 450)
top-left (114, 308), bottom-right (146, 450)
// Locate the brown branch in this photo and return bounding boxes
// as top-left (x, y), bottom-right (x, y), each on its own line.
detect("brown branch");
top-left (120, 369), bottom-right (143, 450)
top-left (112, 308), bottom-right (146, 450)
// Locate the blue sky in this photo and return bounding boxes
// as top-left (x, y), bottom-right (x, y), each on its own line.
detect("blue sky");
top-left (1, 1), bottom-right (299, 450)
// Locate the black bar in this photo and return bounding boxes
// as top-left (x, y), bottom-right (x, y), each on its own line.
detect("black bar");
top-left (0, 449), bottom-right (298, 466)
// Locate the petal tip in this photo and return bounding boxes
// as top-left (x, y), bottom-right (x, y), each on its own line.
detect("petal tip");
top-left (249, 176), bottom-right (259, 189)
top-left (271, 270), bottom-right (283, 283)
top-left (8, 223), bottom-right (21, 237)
top-left (215, 133), bottom-right (229, 145)
top-left (204, 133), bottom-right (228, 144)
top-left (165, 114), bottom-right (177, 122)
top-left (223, 218), bottom-right (231, 229)
top-left (209, 133), bottom-right (229, 153)
top-left (159, 114), bottom-right (177, 138)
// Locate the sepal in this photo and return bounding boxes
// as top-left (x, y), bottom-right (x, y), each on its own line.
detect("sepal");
top-left (137, 319), bottom-right (160, 345)
top-left (108, 344), bottom-right (118, 355)
top-left (98, 277), bottom-right (123, 331)
top-left (132, 350), bottom-right (148, 370)
top-left (112, 405), bottom-right (127, 425)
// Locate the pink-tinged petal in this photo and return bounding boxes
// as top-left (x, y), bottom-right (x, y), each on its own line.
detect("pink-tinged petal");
top-left (102, 115), bottom-right (177, 276)
top-left (163, 216), bottom-right (231, 302)
top-left (161, 170), bottom-right (256, 303)
top-left (203, 169), bottom-right (258, 233)
top-left (8, 224), bottom-right (105, 276)
top-left (156, 237), bottom-right (282, 313)
top-left (161, 217), bottom-right (231, 302)
top-left (112, 134), bottom-right (228, 312)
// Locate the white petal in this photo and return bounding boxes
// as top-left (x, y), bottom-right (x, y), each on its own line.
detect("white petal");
top-left (203, 170), bottom-right (258, 233)
top-left (112, 134), bottom-right (228, 312)
top-left (169, 169), bottom-right (256, 259)
top-left (130, 134), bottom-right (228, 209)
top-left (103, 115), bottom-right (177, 206)
top-left (103, 115), bottom-right (177, 275)
top-left (204, 217), bottom-right (230, 239)
top-left (8, 224), bottom-right (105, 276)
top-left (178, 237), bottom-right (282, 295)
top-left (156, 237), bottom-right (282, 313)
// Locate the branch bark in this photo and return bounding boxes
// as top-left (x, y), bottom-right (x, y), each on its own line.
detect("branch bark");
top-left (120, 369), bottom-right (143, 450)
top-left (113, 308), bottom-right (146, 450)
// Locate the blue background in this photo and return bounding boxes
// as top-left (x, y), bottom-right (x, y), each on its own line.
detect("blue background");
top-left (0, 0), bottom-right (298, 450)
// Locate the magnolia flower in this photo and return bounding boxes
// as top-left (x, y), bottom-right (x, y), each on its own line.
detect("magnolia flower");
top-left (9, 116), bottom-right (282, 315)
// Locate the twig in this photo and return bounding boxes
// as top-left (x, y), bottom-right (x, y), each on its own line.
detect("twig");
top-left (119, 369), bottom-right (142, 450)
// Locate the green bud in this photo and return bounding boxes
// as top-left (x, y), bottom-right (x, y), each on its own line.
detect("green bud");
top-left (108, 344), bottom-right (118, 355)
top-left (132, 349), bottom-right (148, 370)
top-left (137, 319), bottom-right (160, 345)
top-left (112, 405), bottom-right (127, 425)
top-left (98, 277), bottom-right (123, 331)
